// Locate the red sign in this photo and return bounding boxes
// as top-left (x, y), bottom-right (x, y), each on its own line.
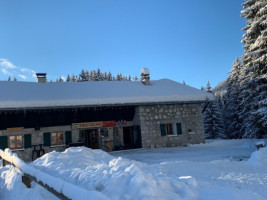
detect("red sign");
top-left (103, 120), bottom-right (117, 127)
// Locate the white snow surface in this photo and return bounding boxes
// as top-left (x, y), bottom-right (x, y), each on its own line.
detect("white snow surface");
top-left (0, 79), bottom-right (213, 109)
top-left (1, 139), bottom-right (267, 200)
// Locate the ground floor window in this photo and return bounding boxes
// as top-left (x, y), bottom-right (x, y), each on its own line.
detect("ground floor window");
top-left (51, 131), bottom-right (64, 145)
top-left (160, 123), bottom-right (182, 136)
top-left (8, 135), bottom-right (23, 149)
top-left (166, 123), bottom-right (174, 135)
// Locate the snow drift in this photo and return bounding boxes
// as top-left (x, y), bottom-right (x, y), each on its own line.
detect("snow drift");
top-left (31, 147), bottom-right (197, 200)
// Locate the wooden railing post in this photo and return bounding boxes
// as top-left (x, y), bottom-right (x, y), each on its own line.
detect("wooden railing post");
top-left (22, 175), bottom-right (32, 188)
top-left (2, 159), bottom-right (6, 167)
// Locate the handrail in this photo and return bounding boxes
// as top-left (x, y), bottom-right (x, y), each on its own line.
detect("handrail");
top-left (0, 148), bottom-right (108, 200)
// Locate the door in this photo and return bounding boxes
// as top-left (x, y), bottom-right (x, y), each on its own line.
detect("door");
top-left (79, 129), bottom-right (99, 149)
top-left (89, 129), bottom-right (99, 149)
top-left (123, 127), bottom-right (133, 149)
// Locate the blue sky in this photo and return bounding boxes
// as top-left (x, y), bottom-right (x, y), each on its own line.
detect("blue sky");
top-left (0, 0), bottom-right (244, 89)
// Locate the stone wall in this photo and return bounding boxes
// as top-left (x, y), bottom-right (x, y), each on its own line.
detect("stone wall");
top-left (0, 125), bottom-right (77, 162)
top-left (134, 103), bottom-right (205, 148)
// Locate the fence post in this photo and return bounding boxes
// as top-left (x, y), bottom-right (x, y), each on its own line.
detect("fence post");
top-left (22, 174), bottom-right (33, 188)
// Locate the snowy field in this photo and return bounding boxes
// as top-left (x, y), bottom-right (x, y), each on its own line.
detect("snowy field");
top-left (1, 139), bottom-right (267, 200)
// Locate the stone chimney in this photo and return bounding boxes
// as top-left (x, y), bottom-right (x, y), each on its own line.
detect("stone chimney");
top-left (36, 73), bottom-right (47, 83)
top-left (140, 68), bottom-right (150, 85)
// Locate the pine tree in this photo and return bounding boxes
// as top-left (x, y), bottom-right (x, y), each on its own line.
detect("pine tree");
top-left (202, 82), bottom-right (226, 139)
top-left (79, 69), bottom-right (87, 82)
top-left (206, 81), bottom-right (211, 92)
top-left (66, 74), bottom-right (71, 82)
top-left (96, 68), bottom-right (102, 81)
top-left (133, 75), bottom-right (138, 81)
top-left (239, 0), bottom-right (267, 138)
top-left (116, 73), bottom-right (122, 81)
top-left (225, 58), bottom-right (242, 138)
top-left (58, 77), bottom-right (63, 82)
top-left (107, 71), bottom-right (112, 81)
top-left (84, 70), bottom-right (89, 81)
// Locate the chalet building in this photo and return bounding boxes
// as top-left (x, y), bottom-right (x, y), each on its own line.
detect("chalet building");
top-left (0, 70), bottom-right (213, 161)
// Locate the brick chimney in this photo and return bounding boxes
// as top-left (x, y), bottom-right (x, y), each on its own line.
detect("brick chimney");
top-left (36, 73), bottom-right (47, 83)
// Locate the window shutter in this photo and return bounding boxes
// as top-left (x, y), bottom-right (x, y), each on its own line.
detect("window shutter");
top-left (43, 132), bottom-right (51, 146)
top-left (160, 124), bottom-right (166, 136)
top-left (24, 134), bottom-right (32, 149)
top-left (176, 123), bottom-right (182, 135)
top-left (0, 136), bottom-right (8, 150)
top-left (65, 131), bottom-right (72, 145)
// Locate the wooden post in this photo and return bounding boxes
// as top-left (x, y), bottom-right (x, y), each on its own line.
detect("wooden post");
top-left (2, 159), bottom-right (6, 167)
top-left (22, 175), bottom-right (32, 188)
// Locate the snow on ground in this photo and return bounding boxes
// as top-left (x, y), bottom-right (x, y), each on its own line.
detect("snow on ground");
top-left (0, 139), bottom-right (267, 200)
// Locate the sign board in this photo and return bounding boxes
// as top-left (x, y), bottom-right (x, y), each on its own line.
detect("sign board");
top-left (72, 121), bottom-right (116, 130)
top-left (7, 127), bottom-right (24, 131)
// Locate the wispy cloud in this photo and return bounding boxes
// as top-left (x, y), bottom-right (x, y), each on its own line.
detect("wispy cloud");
top-left (0, 58), bottom-right (36, 81)
top-left (1, 68), bottom-right (12, 75)
top-left (0, 58), bottom-right (17, 69)
top-left (18, 74), bottom-right (27, 80)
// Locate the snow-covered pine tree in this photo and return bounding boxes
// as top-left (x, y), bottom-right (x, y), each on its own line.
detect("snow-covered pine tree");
top-left (92, 70), bottom-right (97, 81)
top-left (133, 75), bottom-right (138, 81)
top-left (206, 81), bottom-right (211, 92)
top-left (107, 71), bottom-right (112, 81)
top-left (239, 0), bottom-right (267, 138)
top-left (116, 73), bottom-right (122, 81)
top-left (202, 82), bottom-right (226, 139)
top-left (96, 68), bottom-right (102, 81)
top-left (84, 70), bottom-right (89, 81)
top-left (79, 69), bottom-right (87, 81)
top-left (225, 58), bottom-right (242, 138)
top-left (70, 74), bottom-right (76, 82)
top-left (66, 74), bottom-right (71, 82)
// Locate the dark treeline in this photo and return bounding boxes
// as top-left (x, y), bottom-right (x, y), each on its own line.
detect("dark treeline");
top-left (202, 0), bottom-right (267, 139)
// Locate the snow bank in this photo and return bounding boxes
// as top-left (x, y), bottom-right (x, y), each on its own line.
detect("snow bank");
top-left (0, 148), bottom-right (108, 200)
top-left (0, 165), bottom-right (58, 200)
top-left (31, 147), bottom-right (198, 200)
top-left (247, 147), bottom-right (267, 167)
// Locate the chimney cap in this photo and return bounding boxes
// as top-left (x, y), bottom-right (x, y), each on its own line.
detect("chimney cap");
top-left (140, 68), bottom-right (150, 76)
top-left (36, 73), bottom-right (47, 77)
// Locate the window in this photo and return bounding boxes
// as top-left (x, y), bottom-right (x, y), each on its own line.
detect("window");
top-left (51, 131), bottom-right (64, 146)
top-left (166, 123), bottom-right (174, 135)
top-left (8, 135), bottom-right (23, 149)
top-left (160, 123), bottom-right (183, 136)
top-left (160, 123), bottom-right (174, 136)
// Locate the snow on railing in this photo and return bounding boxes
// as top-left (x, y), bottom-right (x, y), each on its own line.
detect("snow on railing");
top-left (0, 148), bottom-right (109, 200)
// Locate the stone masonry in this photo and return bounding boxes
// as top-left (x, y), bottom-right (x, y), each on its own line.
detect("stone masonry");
top-left (134, 103), bottom-right (205, 148)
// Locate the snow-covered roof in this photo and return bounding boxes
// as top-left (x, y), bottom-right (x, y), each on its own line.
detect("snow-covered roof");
top-left (0, 79), bottom-right (214, 110)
